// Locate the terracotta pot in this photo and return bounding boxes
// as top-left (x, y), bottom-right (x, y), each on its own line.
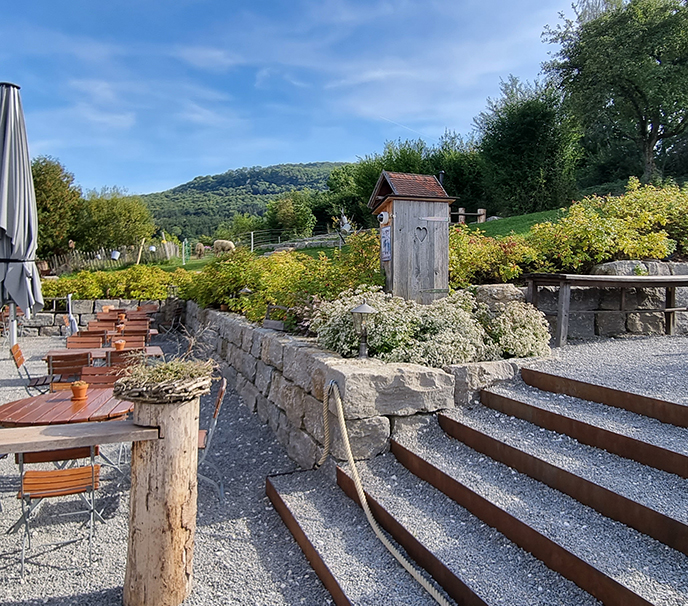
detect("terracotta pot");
top-left (220, 304), bottom-right (229, 312)
top-left (118, 313), bottom-right (126, 321)
top-left (71, 383), bottom-right (88, 401)
top-left (114, 340), bottom-right (126, 351)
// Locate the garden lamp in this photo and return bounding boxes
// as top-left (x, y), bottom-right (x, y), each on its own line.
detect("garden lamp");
top-left (350, 300), bottom-right (377, 358)
top-left (168, 284), bottom-right (179, 299)
top-left (239, 287), bottom-right (253, 296)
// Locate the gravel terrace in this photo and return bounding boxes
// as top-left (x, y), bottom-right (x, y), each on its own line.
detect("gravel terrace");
top-left (0, 335), bottom-right (331, 605)
top-left (1, 333), bottom-right (687, 605)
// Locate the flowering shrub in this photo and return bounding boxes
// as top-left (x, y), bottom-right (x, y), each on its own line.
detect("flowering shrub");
top-left (480, 301), bottom-right (551, 358)
top-left (311, 287), bottom-right (549, 367)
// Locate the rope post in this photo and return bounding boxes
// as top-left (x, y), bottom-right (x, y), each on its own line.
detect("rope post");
top-left (123, 395), bottom-right (201, 606)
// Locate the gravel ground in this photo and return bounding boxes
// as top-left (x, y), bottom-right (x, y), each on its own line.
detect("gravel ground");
top-left (345, 455), bottom-right (601, 606)
top-left (444, 403), bottom-right (688, 525)
top-left (0, 334), bottom-right (331, 605)
top-left (269, 463), bottom-right (446, 606)
top-left (528, 335), bottom-right (688, 405)
top-left (394, 418), bottom-right (688, 606)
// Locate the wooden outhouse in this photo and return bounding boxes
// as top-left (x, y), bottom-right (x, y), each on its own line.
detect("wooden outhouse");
top-left (368, 171), bottom-right (455, 304)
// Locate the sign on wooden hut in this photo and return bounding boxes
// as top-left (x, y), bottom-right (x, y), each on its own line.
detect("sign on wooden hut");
top-left (368, 171), bottom-right (455, 304)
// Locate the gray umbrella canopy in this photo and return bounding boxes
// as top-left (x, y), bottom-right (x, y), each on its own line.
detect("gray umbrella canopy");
top-left (0, 83), bottom-right (43, 336)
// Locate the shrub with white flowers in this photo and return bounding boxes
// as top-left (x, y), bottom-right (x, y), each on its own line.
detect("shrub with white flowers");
top-left (311, 287), bottom-right (550, 367)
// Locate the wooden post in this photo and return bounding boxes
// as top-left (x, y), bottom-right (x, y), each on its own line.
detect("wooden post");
top-left (477, 208), bottom-right (487, 223)
top-left (457, 207), bottom-right (466, 224)
top-left (124, 396), bottom-right (200, 606)
top-left (666, 286), bottom-right (676, 335)
top-left (555, 281), bottom-right (571, 348)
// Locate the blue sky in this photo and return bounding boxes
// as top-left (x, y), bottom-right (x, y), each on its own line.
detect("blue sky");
top-left (1, 1), bottom-right (574, 194)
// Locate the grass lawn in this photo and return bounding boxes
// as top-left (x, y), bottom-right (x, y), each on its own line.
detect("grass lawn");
top-left (467, 208), bottom-right (565, 238)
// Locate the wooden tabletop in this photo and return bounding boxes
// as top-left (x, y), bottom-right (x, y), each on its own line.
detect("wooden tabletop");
top-left (44, 345), bottom-right (165, 360)
top-left (524, 273), bottom-right (688, 288)
top-left (0, 388), bottom-right (133, 428)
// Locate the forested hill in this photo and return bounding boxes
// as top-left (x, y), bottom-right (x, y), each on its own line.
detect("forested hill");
top-left (143, 162), bottom-right (345, 238)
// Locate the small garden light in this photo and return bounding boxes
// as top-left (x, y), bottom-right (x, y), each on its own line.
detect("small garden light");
top-left (350, 300), bottom-right (377, 358)
top-left (168, 284), bottom-right (179, 299)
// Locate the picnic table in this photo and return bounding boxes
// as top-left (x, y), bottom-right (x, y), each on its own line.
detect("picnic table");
top-left (0, 387), bottom-right (132, 427)
top-left (525, 273), bottom-right (688, 347)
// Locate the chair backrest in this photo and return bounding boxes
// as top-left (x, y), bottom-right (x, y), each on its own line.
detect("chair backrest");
top-left (113, 336), bottom-right (146, 348)
top-left (16, 446), bottom-right (99, 464)
top-left (80, 365), bottom-right (120, 387)
top-left (122, 320), bottom-right (150, 328)
top-left (203, 378), bottom-right (227, 454)
top-left (48, 352), bottom-right (92, 377)
top-left (107, 348), bottom-right (144, 367)
top-left (66, 335), bottom-right (104, 349)
top-left (137, 304), bottom-right (159, 313)
top-left (88, 320), bottom-right (116, 331)
top-left (96, 312), bottom-right (119, 321)
top-left (10, 343), bottom-right (25, 370)
top-left (121, 329), bottom-right (149, 344)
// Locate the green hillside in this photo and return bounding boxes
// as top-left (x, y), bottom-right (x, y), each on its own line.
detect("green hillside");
top-left (143, 162), bottom-right (345, 239)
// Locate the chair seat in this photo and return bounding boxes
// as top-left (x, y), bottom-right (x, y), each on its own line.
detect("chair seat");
top-left (28, 374), bottom-right (60, 388)
top-left (198, 429), bottom-right (208, 450)
top-left (19, 466), bottom-right (100, 499)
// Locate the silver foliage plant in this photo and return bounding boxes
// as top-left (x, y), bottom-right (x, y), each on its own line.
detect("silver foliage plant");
top-left (311, 286), bottom-right (550, 368)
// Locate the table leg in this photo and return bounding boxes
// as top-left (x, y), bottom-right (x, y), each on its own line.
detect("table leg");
top-left (666, 286), bottom-right (676, 335)
top-left (555, 281), bottom-right (570, 347)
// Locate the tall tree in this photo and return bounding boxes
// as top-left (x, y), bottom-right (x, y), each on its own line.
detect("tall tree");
top-left (32, 156), bottom-right (83, 258)
top-left (475, 77), bottom-right (580, 215)
top-left (545, 0), bottom-right (688, 181)
top-left (264, 189), bottom-right (317, 239)
top-left (76, 187), bottom-right (157, 250)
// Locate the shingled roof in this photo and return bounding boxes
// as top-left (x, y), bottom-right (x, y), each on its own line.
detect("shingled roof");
top-left (368, 170), bottom-right (453, 210)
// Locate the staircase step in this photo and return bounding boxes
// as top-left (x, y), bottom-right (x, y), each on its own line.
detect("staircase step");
top-left (337, 455), bottom-right (601, 606)
top-left (481, 381), bottom-right (688, 478)
top-left (439, 405), bottom-right (688, 555)
top-left (391, 418), bottom-right (688, 606)
top-left (521, 367), bottom-right (688, 427)
top-left (266, 468), bottom-right (443, 606)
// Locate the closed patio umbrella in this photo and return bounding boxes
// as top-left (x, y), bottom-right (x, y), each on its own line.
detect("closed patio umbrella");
top-left (0, 83), bottom-right (43, 347)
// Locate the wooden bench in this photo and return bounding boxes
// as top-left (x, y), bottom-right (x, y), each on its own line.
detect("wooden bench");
top-left (525, 273), bottom-right (688, 346)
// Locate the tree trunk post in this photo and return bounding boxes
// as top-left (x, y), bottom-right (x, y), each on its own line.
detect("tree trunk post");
top-left (124, 395), bottom-right (200, 606)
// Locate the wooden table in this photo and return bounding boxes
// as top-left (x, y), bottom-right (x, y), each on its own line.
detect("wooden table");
top-left (44, 345), bottom-right (165, 361)
top-left (0, 388), bottom-right (132, 428)
top-left (525, 273), bottom-right (688, 347)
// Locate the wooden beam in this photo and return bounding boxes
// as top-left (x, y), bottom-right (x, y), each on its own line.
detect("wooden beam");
top-left (0, 420), bottom-right (159, 455)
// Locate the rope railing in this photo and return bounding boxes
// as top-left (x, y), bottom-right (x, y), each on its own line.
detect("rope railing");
top-left (317, 380), bottom-right (452, 606)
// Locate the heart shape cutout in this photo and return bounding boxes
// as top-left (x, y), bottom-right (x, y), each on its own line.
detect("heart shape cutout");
top-left (416, 226), bottom-right (428, 242)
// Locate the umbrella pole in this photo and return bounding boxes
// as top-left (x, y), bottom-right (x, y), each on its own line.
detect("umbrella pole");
top-left (9, 302), bottom-right (17, 348)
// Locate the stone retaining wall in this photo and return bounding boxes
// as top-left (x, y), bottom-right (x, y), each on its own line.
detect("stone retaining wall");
top-left (186, 301), bottom-right (533, 469)
top-left (22, 298), bottom-right (179, 336)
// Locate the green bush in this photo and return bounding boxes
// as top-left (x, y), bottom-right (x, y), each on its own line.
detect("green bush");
top-left (41, 265), bottom-right (191, 300)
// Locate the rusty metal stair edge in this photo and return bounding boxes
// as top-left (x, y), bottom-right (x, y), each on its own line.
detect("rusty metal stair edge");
top-left (520, 367), bottom-right (688, 428)
top-left (265, 477), bottom-right (352, 606)
top-left (437, 413), bottom-right (688, 556)
top-left (479, 389), bottom-right (688, 478)
top-left (336, 466), bottom-right (488, 606)
top-left (388, 440), bottom-right (654, 606)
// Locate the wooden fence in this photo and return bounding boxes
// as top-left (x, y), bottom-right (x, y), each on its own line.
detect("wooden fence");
top-left (48, 243), bottom-right (179, 275)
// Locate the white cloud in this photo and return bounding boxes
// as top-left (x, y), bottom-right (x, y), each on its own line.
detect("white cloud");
top-left (173, 46), bottom-right (243, 71)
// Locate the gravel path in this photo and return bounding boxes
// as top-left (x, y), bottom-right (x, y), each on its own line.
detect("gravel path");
top-left (394, 418), bottom-right (688, 606)
top-left (0, 335), bottom-right (331, 605)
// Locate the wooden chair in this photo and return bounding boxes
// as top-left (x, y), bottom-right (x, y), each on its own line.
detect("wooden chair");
top-left (48, 352), bottom-right (92, 384)
top-left (198, 378), bottom-right (227, 503)
top-left (12, 447), bottom-right (101, 576)
top-left (137, 304), bottom-right (159, 314)
top-left (66, 335), bottom-right (104, 349)
top-left (107, 348), bottom-right (144, 367)
top-left (11, 344), bottom-right (54, 395)
top-left (87, 320), bottom-right (116, 331)
top-left (96, 312), bottom-right (119, 321)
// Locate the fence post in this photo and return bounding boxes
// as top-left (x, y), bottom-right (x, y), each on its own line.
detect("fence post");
top-left (458, 207), bottom-right (466, 224)
top-left (123, 394), bottom-right (200, 606)
top-left (250, 231), bottom-right (254, 252)
top-left (477, 208), bottom-right (487, 223)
